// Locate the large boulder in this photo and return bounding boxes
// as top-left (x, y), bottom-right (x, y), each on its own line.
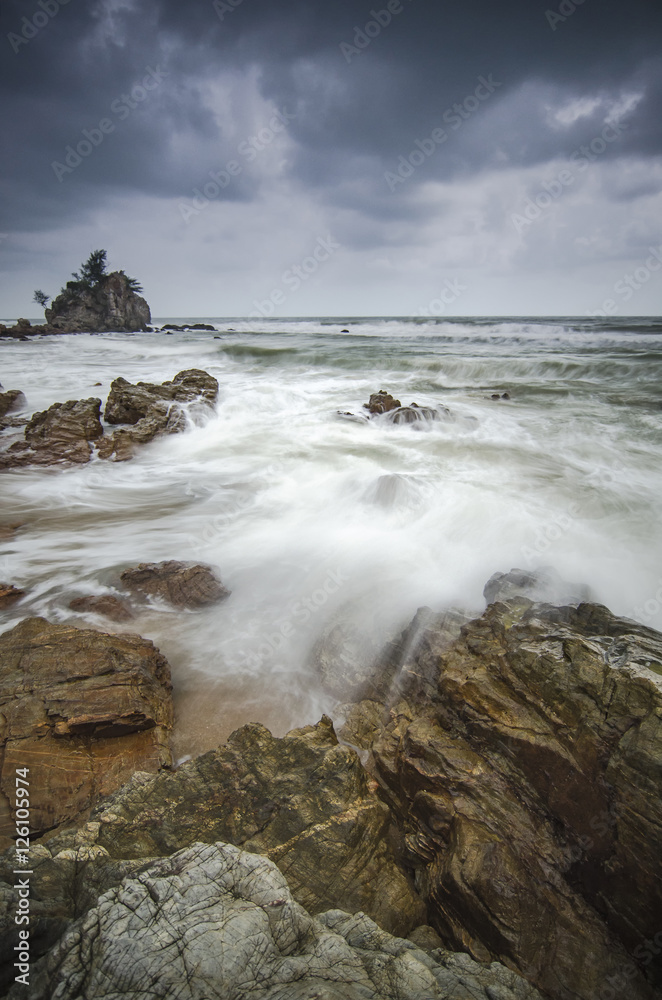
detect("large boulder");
top-left (0, 398), bottom-right (103, 468)
top-left (0, 618), bottom-right (173, 844)
top-left (98, 369), bottom-right (219, 461)
top-left (45, 271), bottom-right (150, 333)
top-left (104, 369), bottom-right (219, 424)
top-left (0, 388), bottom-right (26, 419)
top-left (340, 599), bottom-right (662, 1000)
top-left (0, 715), bottom-right (425, 976)
top-left (119, 560), bottom-right (230, 608)
top-left (10, 841), bottom-right (543, 1000)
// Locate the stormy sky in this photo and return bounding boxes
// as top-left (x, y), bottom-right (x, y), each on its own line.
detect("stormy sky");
top-left (1, 0), bottom-right (661, 317)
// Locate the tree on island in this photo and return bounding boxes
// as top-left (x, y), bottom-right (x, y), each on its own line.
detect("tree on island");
top-left (33, 289), bottom-right (50, 308)
top-left (61, 249), bottom-right (143, 299)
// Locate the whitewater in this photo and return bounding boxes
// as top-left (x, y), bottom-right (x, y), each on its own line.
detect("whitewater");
top-left (1, 316), bottom-right (661, 760)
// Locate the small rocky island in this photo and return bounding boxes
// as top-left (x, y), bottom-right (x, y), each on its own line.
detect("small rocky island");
top-left (1, 250), bottom-right (150, 337)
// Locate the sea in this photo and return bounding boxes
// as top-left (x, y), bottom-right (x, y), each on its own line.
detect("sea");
top-left (1, 316), bottom-right (661, 760)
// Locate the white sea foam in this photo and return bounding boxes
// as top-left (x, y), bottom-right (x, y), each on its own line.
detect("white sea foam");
top-left (1, 319), bottom-right (661, 756)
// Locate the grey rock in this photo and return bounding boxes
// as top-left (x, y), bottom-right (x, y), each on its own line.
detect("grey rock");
top-left (11, 841), bottom-right (543, 1000)
top-left (45, 272), bottom-right (150, 333)
top-left (483, 566), bottom-right (591, 606)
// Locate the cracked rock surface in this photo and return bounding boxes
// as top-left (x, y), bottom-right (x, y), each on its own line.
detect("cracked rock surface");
top-left (10, 840), bottom-right (543, 1000)
top-left (340, 599), bottom-right (662, 1000)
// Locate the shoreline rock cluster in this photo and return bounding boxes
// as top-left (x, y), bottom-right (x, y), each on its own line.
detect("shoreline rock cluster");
top-left (0, 567), bottom-right (660, 999)
top-left (0, 368), bottom-right (218, 468)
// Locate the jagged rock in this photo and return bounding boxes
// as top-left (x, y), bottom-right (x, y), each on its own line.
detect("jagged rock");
top-left (0, 583), bottom-right (26, 608)
top-left (98, 369), bottom-right (219, 460)
top-left (0, 617), bottom-right (173, 845)
top-left (0, 398), bottom-right (102, 469)
top-left (45, 271), bottom-right (150, 333)
top-left (483, 566), bottom-right (591, 606)
top-left (0, 388), bottom-right (26, 419)
top-left (119, 559), bottom-right (230, 608)
top-left (104, 369), bottom-right (219, 424)
top-left (69, 594), bottom-right (134, 622)
top-left (346, 599), bottom-right (662, 1000)
top-left (363, 390), bottom-right (401, 414)
top-left (10, 841), bottom-right (543, 1000)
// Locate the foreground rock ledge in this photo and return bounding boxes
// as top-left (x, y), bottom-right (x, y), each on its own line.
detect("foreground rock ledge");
top-left (10, 841), bottom-right (542, 1000)
top-left (0, 618), bottom-right (173, 843)
top-left (340, 599), bottom-right (662, 1000)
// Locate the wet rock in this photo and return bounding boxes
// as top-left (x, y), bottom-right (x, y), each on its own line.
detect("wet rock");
top-left (69, 594), bottom-right (134, 622)
top-left (1, 715), bottom-right (426, 964)
top-left (99, 369), bottom-right (219, 460)
top-left (120, 559), bottom-right (230, 608)
top-left (11, 841), bottom-right (542, 1000)
top-left (0, 523), bottom-right (23, 541)
top-left (0, 398), bottom-right (103, 469)
top-left (104, 368), bottom-right (218, 425)
top-left (0, 388), bottom-right (26, 419)
top-left (0, 617), bottom-right (173, 844)
top-left (386, 403), bottom-right (445, 424)
top-left (363, 390), bottom-right (401, 414)
top-left (351, 599), bottom-right (662, 1000)
top-left (45, 271), bottom-right (150, 333)
top-left (0, 583), bottom-right (26, 608)
top-left (483, 566), bottom-right (591, 606)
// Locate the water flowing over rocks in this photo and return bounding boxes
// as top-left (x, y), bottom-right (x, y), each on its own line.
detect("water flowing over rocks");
top-left (0, 583), bottom-right (26, 608)
top-left (8, 841), bottom-right (543, 1000)
top-left (68, 594), bottom-right (134, 622)
top-left (339, 598), bottom-right (662, 1000)
top-left (98, 368), bottom-right (219, 461)
top-left (483, 566), bottom-right (591, 606)
top-left (45, 271), bottom-right (150, 333)
top-left (0, 369), bottom-right (219, 467)
top-left (0, 388), bottom-right (25, 419)
top-left (119, 560), bottom-right (230, 608)
top-left (340, 390), bottom-right (451, 426)
top-left (0, 618), bottom-right (173, 844)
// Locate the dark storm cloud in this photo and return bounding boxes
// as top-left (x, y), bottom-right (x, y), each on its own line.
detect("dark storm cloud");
top-left (0, 0), bottom-right (660, 234)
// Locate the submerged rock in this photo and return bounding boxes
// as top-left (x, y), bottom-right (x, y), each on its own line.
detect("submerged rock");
top-left (12, 841), bottom-right (542, 1000)
top-left (69, 594), bottom-right (134, 622)
top-left (120, 559), bottom-right (230, 608)
top-left (364, 390), bottom-right (402, 414)
top-left (0, 398), bottom-right (103, 468)
top-left (357, 391), bottom-right (450, 426)
top-left (343, 598), bottom-right (662, 1000)
top-left (0, 583), bottom-right (26, 608)
top-left (45, 271), bottom-right (150, 333)
top-left (0, 617), bottom-right (173, 844)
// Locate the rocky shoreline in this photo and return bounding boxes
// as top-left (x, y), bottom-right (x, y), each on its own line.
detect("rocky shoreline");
top-left (0, 377), bottom-right (661, 999)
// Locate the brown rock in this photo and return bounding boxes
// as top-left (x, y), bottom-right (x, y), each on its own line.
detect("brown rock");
top-left (363, 390), bottom-right (401, 414)
top-left (348, 599), bottom-right (662, 1000)
top-left (69, 595), bottom-right (134, 622)
top-left (104, 369), bottom-right (218, 425)
top-left (0, 617), bottom-right (173, 843)
top-left (0, 583), bottom-right (26, 608)
top-left (0, 389), bottom-right (26, 419)
top-left (120, 560), bottom-right (230, 608)
top-left (45, 271), bottom-right (151, 333)
top-left (0, 398), bottom-right (102, 469)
